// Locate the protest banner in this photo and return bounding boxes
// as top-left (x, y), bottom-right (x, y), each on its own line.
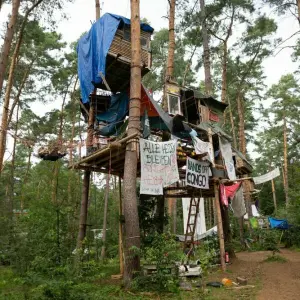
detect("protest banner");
top-left (185, 157), bottom-right (210, 189)
top-left (140, 138), bottom-right (179, 195)
top-left (253, 167), bottom-right (280, 185)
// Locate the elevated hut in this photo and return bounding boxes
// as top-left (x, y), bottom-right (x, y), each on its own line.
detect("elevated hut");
top-left (74, 13), bottom-right (255, 271)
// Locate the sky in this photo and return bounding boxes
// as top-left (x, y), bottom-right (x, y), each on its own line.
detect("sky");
top-left (0, 0), bottom-right (299, 160)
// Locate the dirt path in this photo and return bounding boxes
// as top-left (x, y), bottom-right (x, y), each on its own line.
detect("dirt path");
top-left (235, 249), bottom-right (300, 300)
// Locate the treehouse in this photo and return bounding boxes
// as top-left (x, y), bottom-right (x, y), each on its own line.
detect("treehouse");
top-left (74, 12), bottom-right (255, 269)
top-left (77, 13), bottom-right (154, 102)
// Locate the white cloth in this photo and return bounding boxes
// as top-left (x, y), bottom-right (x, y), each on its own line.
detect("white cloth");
top-left (253, 168), bottom-right (280, 185)
top-left (192, 136), bottom-right (214, 163)
top-left (219, 136), bottom-right (236, 181)
top-left (182, 198), bottom-right (206, 237)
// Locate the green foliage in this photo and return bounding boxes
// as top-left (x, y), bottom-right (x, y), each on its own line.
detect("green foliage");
top-left (264, 254), bottom-right (287, 263)
top-left (246, 229), bottom-right (281, 252)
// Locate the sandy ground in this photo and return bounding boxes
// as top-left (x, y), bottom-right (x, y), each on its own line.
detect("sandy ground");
top-left (235, 249), bottom-right (300, 300)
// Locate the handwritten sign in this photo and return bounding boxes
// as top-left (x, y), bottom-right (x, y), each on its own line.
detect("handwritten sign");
top-left (185, 157), bottom-right (210, 189)
top-left (140, 139), bottom-right (179, 195)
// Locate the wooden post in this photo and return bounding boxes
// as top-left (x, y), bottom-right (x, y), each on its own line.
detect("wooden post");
top-left (214, 181), bottom-right (226, 271)
top-left (118, 177), bottom-right (124, 275)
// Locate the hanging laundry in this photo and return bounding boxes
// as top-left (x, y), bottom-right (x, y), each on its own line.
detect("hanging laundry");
top-left (219, 136), bottom-right (236, 181)
top-left (191, 136), bottom-right (214, 163)
top-left (219, 182), bottom-right (241, 207)
top-left (231, 186), bottom-right (246, 218)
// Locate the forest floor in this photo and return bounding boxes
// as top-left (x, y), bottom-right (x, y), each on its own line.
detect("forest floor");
top-left (1, 249), bottom-right (300, 299)
top-left (202, 248), bottom-right (300, 300)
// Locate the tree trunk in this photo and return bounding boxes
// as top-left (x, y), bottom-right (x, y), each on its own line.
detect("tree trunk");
top-left (20, 148), bottom-right (32, 212)
top-left (0, 0), bottom-right (44, 174)
top-left (123, 0), bottom-right (142, 287)
top-left (7, 60), bottom-right (34, 126)
top-left (283, 114), bottom-right (289, 206)
top-left (214, 182), bottom-right (226, 271)
top-left (200, 0), bottom-right (213, 95)
top-left (227, 96), bottom-right (238, 149)
top-left (271, 178), bottom-right (277, 213)
top-left (156, 195), bottom-right (165, 233)
top-left (118, 177), bottom-right (124, 275)
top-left (100, 174), bottom-right (110, 260)
top-left (297, 0), bottom-right (300, 23)
top-left (95, 0), bottom-right (100, 20)
top-left (0, 0), bottom-right (20, 96)
top-left (9, 102), bottom-right (19, 216)
top-left (162, 0), bottom-right (176, 110)
top-left (77, 170), bottom-right (91, 249)
top-left (220, 8), bottom-right (234, 103)
top-left (221, 205), bottom-right (235, 259)
top-left (237, 92), bottom-right (246, 155)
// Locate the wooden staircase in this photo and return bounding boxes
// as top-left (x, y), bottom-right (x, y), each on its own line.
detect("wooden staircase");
top-left (184, 197), bottom-right (201, 255)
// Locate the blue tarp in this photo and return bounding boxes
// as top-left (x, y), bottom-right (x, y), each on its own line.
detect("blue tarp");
top-left (77, 13), bottom-right (154, 104)
top-left (268, 217), bottom-right (289, 230)
top-left (96, 92), bottom-right (129, 136)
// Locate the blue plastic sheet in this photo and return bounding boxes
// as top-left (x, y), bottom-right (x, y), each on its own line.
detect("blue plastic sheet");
top-left (77, 13), bottom-right (154, 104)
top-left (268, 217), bottom-right (289, 230)
top-left (96, 92), bottom-right (129, 136)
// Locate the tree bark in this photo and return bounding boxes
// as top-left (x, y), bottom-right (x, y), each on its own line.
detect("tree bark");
top-left (220, 8), bottom-right (234, 103)
top-left (271, 178), bottom-right (277, 213)
top-left (283, 114), bottom-right (289, 206)
top-left (162, 0), bottom-right (176, 110)
top-left (200, 0), bottom-right (213, 95)
top-left (123, 0), bottom-right (142, 287)
top-left (100, 174), bottom-right (110, 260)
top-left (297, 0), bottom-right (300, 23)
top-left (227, 96), bottom-right (238, 149)
top-left (237, 92), bottom-right (246, 155)
top-left (77, 170), bottom-right (91, 249)
top-left (9, 102), bottom-right (19, 215)
top-left (95, 0), bottom-right (100, 20)
top-left (7, 60), bottom-right (34, 126)
top-left (0, 0), bottom-right (44, 174)
top-left (20, 148), bottom-right (32, 212)
top-left (118, 177), bottom-right (124, 275)
top-left (0, 0), bottom-right (20, 96)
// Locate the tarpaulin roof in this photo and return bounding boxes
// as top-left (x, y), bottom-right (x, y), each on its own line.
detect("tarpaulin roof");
top-left (77, 13), bottom-right (154, 104)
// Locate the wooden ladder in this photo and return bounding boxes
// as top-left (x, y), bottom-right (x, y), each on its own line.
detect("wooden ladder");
top-left (184, 197), bottom-right (201, 255)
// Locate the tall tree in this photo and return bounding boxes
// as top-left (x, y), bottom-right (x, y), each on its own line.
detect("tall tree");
top-left (0, 0), bottom-right (21, 97)
top-left (266, 74), bottom-right (300, 206)
top-left (162, 0), bottom-right (176, 110)
top-left (123, 0), bottom-right (142, 287)
top-left (200, 0), bottom-right (213, 94)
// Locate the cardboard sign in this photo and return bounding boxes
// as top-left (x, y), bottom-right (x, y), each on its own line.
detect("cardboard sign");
top-left (140, 139), bottom-right (179, 195)
top-left (185, 157), bottom-right (210, 189)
